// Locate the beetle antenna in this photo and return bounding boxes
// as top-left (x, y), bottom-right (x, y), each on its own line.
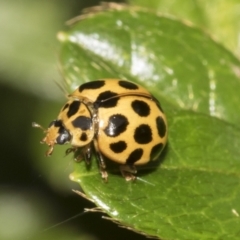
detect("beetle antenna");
top-left (41, 211), bottom-right (86, 232)
top-left (32, 122), bottom-right (46, 132)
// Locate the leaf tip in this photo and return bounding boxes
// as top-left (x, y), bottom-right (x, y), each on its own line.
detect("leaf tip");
top-left (69, 172), bottom-right (81, 183)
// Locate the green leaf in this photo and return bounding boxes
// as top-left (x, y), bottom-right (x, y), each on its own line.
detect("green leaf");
top-left (59, 6), bottom-right (240, 240)
top-left (59, 7), bottom-right (240, 126)
top-left (129, 0), bottom-right (240, 57)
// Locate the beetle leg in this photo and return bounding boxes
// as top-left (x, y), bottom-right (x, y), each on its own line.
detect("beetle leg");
top-left (65, 147), bottom-right (76, 156)
top-left (82, 143), bottom-right (92, 165)
top-left (93, 139), bottom-right (108, 182)
top-left (65, 147), bottom-right (82, 162)
top-left (65, 144), bottom-right (92, 164)
top-left (119, 165), bottom-right (137, 181)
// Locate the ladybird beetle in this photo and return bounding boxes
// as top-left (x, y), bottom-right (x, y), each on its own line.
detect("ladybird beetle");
top-left (33, 79), bottom-right (167, 181)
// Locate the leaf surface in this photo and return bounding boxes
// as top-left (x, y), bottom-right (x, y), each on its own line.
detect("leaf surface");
top-left (59, 7), bottom-right (240, 239)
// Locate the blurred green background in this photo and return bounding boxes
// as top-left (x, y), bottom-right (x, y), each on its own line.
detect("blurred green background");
top-left (0, 0), bottom-right (239, 240)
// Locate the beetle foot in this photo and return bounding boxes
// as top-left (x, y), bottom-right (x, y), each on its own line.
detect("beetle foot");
top-left (100, 169), bottom-right (108, 182)
top-left (120, 165), bottom-right (137, 181)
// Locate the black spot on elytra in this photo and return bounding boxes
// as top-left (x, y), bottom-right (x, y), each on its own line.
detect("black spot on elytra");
top-left (104, 114), bottom-right (129, 137)
top-left (94, 91), bottom-right (119, 108)
top-left (80, 132), bottom-right (88, 142)
top-left (79, 80), bottom-right (105, 92)
top-left (156, 116), bottom-right (166, 138)
top-left (110, 141), bottom-right (127, 153)
top-left (126, 148), bottom-right (143, 165)
top-left (131, 100), bottom-right (150, 117)
top-left (72, 116), bottom-right (92, 130)
top-left (134, 124), bottom-right (152, 144)
top-left (118, 80), bottom-right (138, 90)
top-left (67, 101), bottom-right (80, 118)
top-left (150, 143), bottom-right (164, 160)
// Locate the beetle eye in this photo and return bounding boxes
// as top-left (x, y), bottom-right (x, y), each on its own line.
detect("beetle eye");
top-left (56, 127), bottom-right (71, 145)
